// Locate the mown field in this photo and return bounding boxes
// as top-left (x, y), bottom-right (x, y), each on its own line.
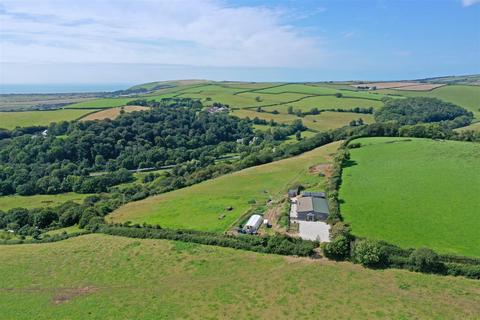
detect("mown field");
top-left (339, 137), bottom-right (480, 257)
top-left (108, 141), bottom-right (342, 231)
top-left (0, 193), bottom-right (92, 211)
top-left (0, 109), bottom-right (99, 130)
top-left (80, 105), bottom-right (150, 121)
top-left (455, 121), bottom-right (480, 132)
top-left (1, 234), bottom-right (479, 320)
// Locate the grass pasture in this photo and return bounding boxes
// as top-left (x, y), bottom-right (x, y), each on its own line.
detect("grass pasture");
top-left (262, 95), bottom-right (382, 113)
top-left (0, 193), bottom-right (91, 211)
top-left (1, 234), bottom-right (479, 319)
top-left (66, 97), bottom-right (134, 109)
top-left (232, 109), bottom-right (374, 132)
top-left (108, 141), bottom-right (342, 231)
top-left (0, 109), bottom-right (99, 130)
top-left (339, 137), bottom-right (480, 257)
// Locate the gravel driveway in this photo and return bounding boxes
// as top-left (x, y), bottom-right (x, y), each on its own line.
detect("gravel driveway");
top-left (297, 221), bottom-right (330, 242)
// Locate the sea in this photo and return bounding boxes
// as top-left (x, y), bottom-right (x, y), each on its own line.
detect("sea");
top-left (0, 83), bottom-right (134, 94)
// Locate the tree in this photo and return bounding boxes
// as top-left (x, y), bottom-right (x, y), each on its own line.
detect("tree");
top-left (357, 118), bottom-right (364, 125)
top-left (409, 247), bottom-right (442, 273)
top-left (33, 209), bottom-right (58, 229)
top-left (354, 239), bottom-right (386, 267)
top-left (295, 131), bottom-right (302, 141)
top-left (255, 96), bottom-right (262, 102)
top-left (349, 120), bottom-right (357, 127)
top-left (322, 235), bottom-right (350, 260)
top-left (287, 106), bottom-right (294, 114)
top-left (335, 92), bottom-right (343, 98)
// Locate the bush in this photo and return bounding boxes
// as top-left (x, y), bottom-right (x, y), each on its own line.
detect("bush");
top-left (409, 247), bottom-right (443, 273)
top-left (322, 235), bottom-right (350, 260)
top-left (329, 222), bottom-right (352, 240)
top-left (354, 239), bottom-right (387, 267)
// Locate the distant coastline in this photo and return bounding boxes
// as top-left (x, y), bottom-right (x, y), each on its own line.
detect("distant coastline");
top-left (0, 83), bottom-right (133, 94)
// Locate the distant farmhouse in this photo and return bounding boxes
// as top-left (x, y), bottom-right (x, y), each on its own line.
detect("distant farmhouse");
top-left (206, 103), bottom-right (229, 113)
top-left (291, 191), bottom-right (329, 222)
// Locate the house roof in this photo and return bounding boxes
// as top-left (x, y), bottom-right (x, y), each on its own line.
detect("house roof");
top-left (297, 197), bottom-right (314, 213)
top-left (297, 196), bottom-right (330, 214)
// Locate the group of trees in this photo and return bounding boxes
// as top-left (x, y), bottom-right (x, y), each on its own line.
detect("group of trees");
top-left (0, 98), bottom-right (253, 196)
top-left (375, 97), bottom-right (473, 127)
top-left (0, 193), bottom-right (121, 236)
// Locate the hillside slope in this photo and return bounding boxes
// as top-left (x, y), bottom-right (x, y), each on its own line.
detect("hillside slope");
top-left (108, 141), bottom-right (342, 231)
top-left (1, 234), bottom-right (479, 320)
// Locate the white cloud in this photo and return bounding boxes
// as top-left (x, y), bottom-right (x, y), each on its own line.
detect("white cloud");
top-left (0, 0), bottom-right (324, 68)
top-left (461, 0), bottom-right (480, 6)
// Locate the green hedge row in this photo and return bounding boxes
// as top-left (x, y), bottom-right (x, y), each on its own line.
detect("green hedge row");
top-left (99, 225), bottom-right (317, 257)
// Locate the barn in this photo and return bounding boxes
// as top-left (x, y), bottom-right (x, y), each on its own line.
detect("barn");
top-left (296, 196), bottom-right (329, 221)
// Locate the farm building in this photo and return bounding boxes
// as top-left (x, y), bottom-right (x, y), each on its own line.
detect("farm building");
top-left (244, 214), bottom-right (263, 234)
top-left (300, 191), bottom-right (326, 198)
top-left (295, 196), bottom-right (329, 221)
top-left (288, 188), bottom-right (300, 197)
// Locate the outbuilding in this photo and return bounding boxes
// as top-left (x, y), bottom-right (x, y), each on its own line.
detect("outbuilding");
top-left (296, 196), bottom-right (329, 221)
top-left (244, 214), bottom-right (263, 233)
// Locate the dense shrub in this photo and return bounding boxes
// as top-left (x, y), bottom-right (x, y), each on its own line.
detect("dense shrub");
top-left (409, 247), bottom-right (443, 273)
top-left (322, 235), bottom-right (350, 260)
top-left (353, 239), bottom-right (387, 267)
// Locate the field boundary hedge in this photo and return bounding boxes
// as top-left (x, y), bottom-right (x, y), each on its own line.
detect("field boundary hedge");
top-left (98, 224), bottom-right (318, 257)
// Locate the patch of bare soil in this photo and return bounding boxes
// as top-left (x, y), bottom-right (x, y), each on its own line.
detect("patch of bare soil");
top-left (395, 84), bottom-right (445, 91)
top-left (263, 206), bottom-right (283, 233)
top-left (308, 163), bottom-right (333, 178)
top-left (52, 286), bottom-right (98, 305)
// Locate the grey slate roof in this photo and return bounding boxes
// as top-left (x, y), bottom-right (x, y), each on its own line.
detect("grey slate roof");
top-left (300, 191), bottom-right (326, 198)
top-left (297, 196), bottom-right (330, 214)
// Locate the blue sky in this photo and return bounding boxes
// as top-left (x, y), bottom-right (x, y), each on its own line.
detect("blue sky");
top-left (0, 0), bottom-right (479, 84)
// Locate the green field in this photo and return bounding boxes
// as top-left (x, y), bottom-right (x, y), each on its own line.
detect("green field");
top-left (0, 193), bottom-right (91, 211)
top-left (1, 234), bottom-right (479, 319)
top-left (108, 141), bottom-right (342, 231)
top-left (339, 137), bottom-right (480, 257)
top-left (0, 109), bottom-right (100, 130)
top-left (43, 225), bottom-right (82, 236)
top-left (66, 98), bottom-right (134, 109)
top-left (262, 95), bottom-right (383, 112)
top-left (232, 109), bottom-right (374, 132)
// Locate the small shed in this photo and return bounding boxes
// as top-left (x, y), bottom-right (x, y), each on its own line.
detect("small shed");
top-left (288, 188), bottom-right (299, 198)
top-left (244, 214), bottom-right (263, 233)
